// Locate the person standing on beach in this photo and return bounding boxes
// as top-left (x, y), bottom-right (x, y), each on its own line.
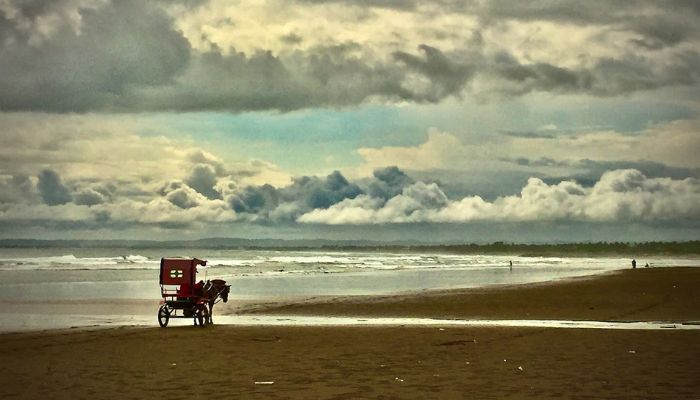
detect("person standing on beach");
top-left (632, 259), bottom-right (637, 269)
top-left (509, 260), bottom-right (513, 272)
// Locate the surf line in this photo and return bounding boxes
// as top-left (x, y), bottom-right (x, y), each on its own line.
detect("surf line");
top-left (221, 316), bottom-right (700, 330)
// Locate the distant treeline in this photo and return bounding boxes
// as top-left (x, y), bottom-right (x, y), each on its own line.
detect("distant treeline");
top-left (0, 238), bottom-right (698, 256)
top-left (321, 241), bottom-right (700, 256)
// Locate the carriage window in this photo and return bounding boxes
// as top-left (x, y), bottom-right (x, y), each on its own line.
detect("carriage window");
top-left (170, 270), bottom-right (184, 278)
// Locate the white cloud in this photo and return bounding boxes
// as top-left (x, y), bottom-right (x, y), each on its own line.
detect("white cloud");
top-left (510, 119), bottom-right (700, 169)
top-left (356, 128), bottom-right (470, 173)
top-left (229, 159), bottom-right (293, 187)
top-left (298, 169), bottom-right (700, 224)
top-left (0, 113), bottom-right (188, 182)
top-left (296, 195), bottom-right (382, 225)
top-left (176, 0), bottom-right (479, 57)
top-left (0, 113), bottom-right (293, 192)
top-left (582, 169), bottom-right (700, 221)
top-left (354, 120), bottom-right (700, 179)
top-left (0, 192), bottom-right (239, 228)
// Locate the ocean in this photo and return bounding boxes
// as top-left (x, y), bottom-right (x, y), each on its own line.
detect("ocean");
top-left (0, 248), bottom-right (697, 331)
top-left (2, 247), bottom-right (697, 300)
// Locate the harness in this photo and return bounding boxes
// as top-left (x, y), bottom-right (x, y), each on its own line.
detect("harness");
top-left (207, 282), bottom-right (229, 305)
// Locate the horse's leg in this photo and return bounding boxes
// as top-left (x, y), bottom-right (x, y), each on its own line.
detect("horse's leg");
top-left (208, 301), bottom-right (214, 324)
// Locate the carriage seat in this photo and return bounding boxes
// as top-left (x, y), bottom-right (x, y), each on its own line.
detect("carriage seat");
top-left (176, 281), bottom-right (205, 298)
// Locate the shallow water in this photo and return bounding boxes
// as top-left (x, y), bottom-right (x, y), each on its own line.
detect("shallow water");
top-left (2, 313), bottom-right (697, 333)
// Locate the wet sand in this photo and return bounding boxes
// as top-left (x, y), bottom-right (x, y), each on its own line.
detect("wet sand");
top-left (1, 267), bottom-right (699, 399)
top-left (240, 266), bottom-right (700, 322)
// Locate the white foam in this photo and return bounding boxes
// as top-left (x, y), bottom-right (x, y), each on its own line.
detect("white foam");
top-left (0, 254), bottom-right (157, 271)
top-left (218, 316), bottom-right (700, 330)
top-left (1, 314), bottom-right (697, 332)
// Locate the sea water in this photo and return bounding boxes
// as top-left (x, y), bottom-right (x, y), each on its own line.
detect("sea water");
top-left (0, 248), bottom-right (697, 300)
top-left (0, 248), bottom-right (697, 332)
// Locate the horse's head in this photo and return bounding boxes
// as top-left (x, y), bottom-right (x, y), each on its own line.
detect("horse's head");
top-left (211, 279), bottom-right (231, 303)
top-left (220, 284), bottom-right (231, 303)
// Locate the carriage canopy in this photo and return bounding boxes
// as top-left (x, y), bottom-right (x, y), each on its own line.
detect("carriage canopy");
top-left (159, 258), bottom-right (207, 286)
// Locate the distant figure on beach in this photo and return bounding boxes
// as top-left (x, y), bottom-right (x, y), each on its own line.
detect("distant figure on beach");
top-left (509, 260), bottom-right (513, 272)
top-left (645, 263), bottom-right (650, 268)
top-left (632, 259), bottom-right (637, 269)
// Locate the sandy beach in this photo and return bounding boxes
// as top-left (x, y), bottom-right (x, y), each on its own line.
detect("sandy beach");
top-left (1, 267), bottom-right (699, 399)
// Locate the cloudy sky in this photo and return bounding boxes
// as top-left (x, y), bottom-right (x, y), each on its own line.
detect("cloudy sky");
top-left (1, 0), bottom-right (699, 243)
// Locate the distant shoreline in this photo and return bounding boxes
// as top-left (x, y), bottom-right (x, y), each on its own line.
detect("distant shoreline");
top-left (1, 238), bottom-right (698, 256)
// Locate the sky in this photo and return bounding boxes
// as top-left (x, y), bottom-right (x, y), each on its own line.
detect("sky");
top-left (1, 0), bottom-right (699, 243)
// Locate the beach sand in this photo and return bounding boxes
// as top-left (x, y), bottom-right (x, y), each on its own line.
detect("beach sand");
top-left (1, 267), bottom-right (699, 399)
top-left (241, 266), bottom-right (700, 322)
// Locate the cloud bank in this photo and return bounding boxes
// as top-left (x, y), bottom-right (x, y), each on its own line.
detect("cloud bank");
top-left (0, 0), bottom-right (698, 113)
top-left (2, 165), bottom-right (699, 233)
top-left (1, 111), bottom-right (698, 234)
top-left (299, 169), bottom-right (700, 225)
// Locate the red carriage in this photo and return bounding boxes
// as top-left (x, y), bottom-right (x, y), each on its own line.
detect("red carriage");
top-left (158, 258), bottom-right (230, 328)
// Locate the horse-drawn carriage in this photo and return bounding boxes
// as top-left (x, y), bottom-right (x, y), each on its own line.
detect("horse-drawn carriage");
top-left (158, 258), bottom-right (230, 328)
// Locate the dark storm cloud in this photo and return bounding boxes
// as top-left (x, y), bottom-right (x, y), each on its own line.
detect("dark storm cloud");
top-left (500, 130), bottom-right (556, 139)
top-left (34, 170), bottom-right (122, 207)
top-left (141, 41), bottom-right (479, 112)
top-left (366, 166), bottom-right (415, 199)
top-left (226, 170), bottom-right (364, 221)
top-left (0, 0), bottom-right (698, 113)
top-left (187, 150), bottom-right (227, 175)
top-left (505, 156), bottom-right (700, 189)
top-left (294, 0), bottom-right (422, 11)
top-left (185, 164), bottom-right (222, 200)
top-left (628, 16), bottom-right (692, 49)
top-left (552, 160), bottom-right (700, 187)
top-left (165, 187), bottom-right (202, 209)
top-left (280, 33), bottom-right (304, 45)
top-left (512, 157), bottom-right (571, 168)
top-left (411, 169), bottom-right (534, 201)
top-left (295, 170), bottom-right (363, 209)
top-left (125, 43), bottom-right (403, 112)
top-left (393, 45), bottom-right (475, 101)
top-left (0, 0), bottom-right (191, 112)
top-left (481, 48), bottom-right (700, 98)
top-left (73, 189), bottom-right (107, 206)
top-left (157, 181), bottom-right (184, 197)
top-left (0, 174), bottom-right (38, 204)
top-left (281, 171), bottom-right (363, 211)
top-left (490, 51), bottom-right (590, 94)
top-left (228, 184), bottom-right (280, 214)
top-left (227, 168), bottom-right (436, 223)
top-left (37, 169), bottom-right (72, 205)
top-left (468, 0), bottom-right (700, 57)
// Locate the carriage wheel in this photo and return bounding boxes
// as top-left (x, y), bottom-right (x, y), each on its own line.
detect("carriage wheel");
top-left (158, 305), bottom-right (170, 328)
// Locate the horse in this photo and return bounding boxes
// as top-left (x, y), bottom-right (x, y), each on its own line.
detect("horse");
top-left (198, 279), bottom-right (231, 325)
